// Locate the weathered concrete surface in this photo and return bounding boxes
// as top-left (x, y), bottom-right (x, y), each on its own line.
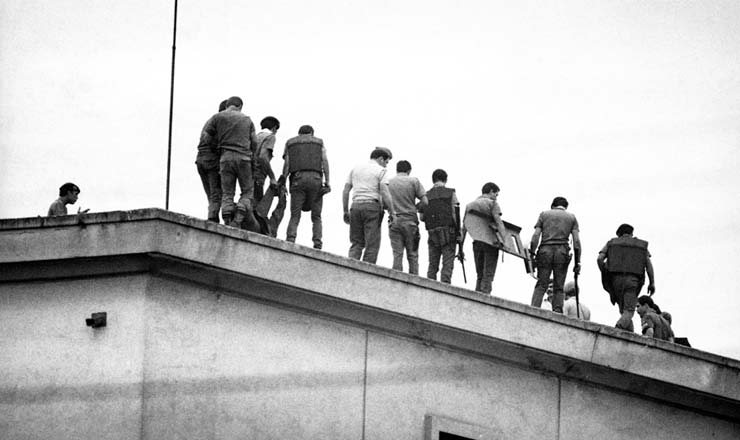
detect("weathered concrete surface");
top-left (1, 209), bottom-right (739, 439)
top-left (0, 275), bottom-right (149, 439)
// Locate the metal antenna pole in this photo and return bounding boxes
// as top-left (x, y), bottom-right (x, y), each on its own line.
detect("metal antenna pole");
top-left (165, 0), bottom-right (178, 210)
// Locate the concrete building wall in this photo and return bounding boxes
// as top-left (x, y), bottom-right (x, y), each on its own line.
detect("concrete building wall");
top-left (2, 273), bottom-right (739, 440)
top-left (0, 275), bottom-right (148, 440)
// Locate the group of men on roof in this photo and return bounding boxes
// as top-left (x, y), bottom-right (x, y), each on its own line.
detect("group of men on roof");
top-left (189, 95), bottom-right (675, 343)
top-left (45, 97), bottom-right (675, 344)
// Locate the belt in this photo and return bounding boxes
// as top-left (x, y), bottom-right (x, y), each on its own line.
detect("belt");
top-left (352, 199), bottom-right (379, 204)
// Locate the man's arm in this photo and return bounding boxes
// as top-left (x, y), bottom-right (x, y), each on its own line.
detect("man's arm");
top-left (249, 122), bottom-right (258, 156)
top-left (572, 229), bottom-right (582, 274)
top-left (321, 146), bottom-right (330, 187)
top-left (203, 115), bottom-right (218, 144)
top-left (258, 135), bottom-right (276, 183)
top-left (491, 201), bottom-right (506, 245)
top-left (596, 251), bottom-right (607, 272)
top-left (646, 256), bottom-right (656, 295)
top-left (380, 182), bottom-right (395, 219)
top-left (342, 182), bottom-right (352, 224)
top-left (530, 227), bottom-right (542, 256)
top-left (281, 149), bottom-right (290, 180)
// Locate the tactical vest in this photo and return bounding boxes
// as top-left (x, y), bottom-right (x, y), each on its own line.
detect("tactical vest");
top-left (286, 136), bottom-right (323, 174)
top-left (606, 236), bottom-right (649, 275)
top-left (424, 187), bottom-right (456, 230)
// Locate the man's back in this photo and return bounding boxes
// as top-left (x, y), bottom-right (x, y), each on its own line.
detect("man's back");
top-left (564, 297), bottom-right (590, 320)
top-left (48, 198), bottom-right (66, 216)
top-left (206, 110), bottom-right (255, 154)
top-left (536, 208), bottom-right (578, 245)
top-left (388, 175), bottom-right (424, 221)
top-left (348, 161), bottom-right (387, 201)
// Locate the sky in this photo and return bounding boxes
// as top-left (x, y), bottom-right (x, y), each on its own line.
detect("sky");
top-left (2, 0), bottom-right (739, 360)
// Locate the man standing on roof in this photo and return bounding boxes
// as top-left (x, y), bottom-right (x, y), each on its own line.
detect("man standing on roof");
top-left (597, 223), bottom-right (655, 332)
top-left (253, 116), bottom-right (280, 204)
top-left (387, 160), bottom-right (427, 274)
top-left (203, 96), bottom-right (260, 229)
top-left (461, 182), bottom-right (506, 294)
top-left (529, 196), bottom-right (581, 313)
top-left (421, 169), bottom-right (460, 284)
top-left (282, 125), bottom-right (330, 249)
top-left (195, 99), bottom-right (227, 222)
top-left (342, 147), bottom-right (395, 263)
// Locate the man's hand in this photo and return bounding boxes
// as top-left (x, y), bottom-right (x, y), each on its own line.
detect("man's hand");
top-left (343, 212), bottom-right (350, 225)
top-left (320, 184), bottom-right (331, 196)
top-left (78, 207), bottom-right (90, 214)
top-left (647, 283), bottom-right (656, 296)
top-left (573, 262), bottom-right (581, 275)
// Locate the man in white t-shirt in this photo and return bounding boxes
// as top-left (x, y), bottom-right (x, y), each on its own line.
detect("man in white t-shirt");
top-left (342, 147), bottom-right (396, 264)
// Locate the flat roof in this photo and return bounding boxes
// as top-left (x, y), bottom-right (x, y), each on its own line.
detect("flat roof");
top-left (1, 208), bottom-right (738, 421)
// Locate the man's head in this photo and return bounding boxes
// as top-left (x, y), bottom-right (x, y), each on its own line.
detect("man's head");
top-left (482, 182), bottom-right (500, 196)
top-left (261, 116), bottom-right (280, 132)
top-left (396, 160), bottom-right (411, 174)
top-left (616, 223), bottom-right (634, 236)
top-left (370, 147), bottom-right (393, 167)
top-left (225, 96), bottom-right (243, 109)
top-left (636, 295), bottom-right (656, 317)
top-left (432, 169), bottom-right (448, 184)
top-left (59, 182), bottom-right (80, 204)
top-left (298, 125), bottom-right (314, 135)
top-left (218, 100), bottom-right (228, 112)
top-left (564, 281), bottom-right (576, 298)
top-left (551, 196), bottom-right (569, 209)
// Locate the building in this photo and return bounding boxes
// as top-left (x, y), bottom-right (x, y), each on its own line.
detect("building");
top-left (1, 209), bottom-right (738, 439)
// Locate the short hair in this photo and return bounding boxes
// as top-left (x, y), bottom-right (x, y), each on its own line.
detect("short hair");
top-left (59, 182), bottom-right (80, 196)
top-left (616, 223), bottom-right (634, 236)
top-left (218, 100), bottom-right (228, 112)
top-left (396, 160), bottom-right (411, 173)
top-left (432, 169), bottom-right (448, 183)
top-left (226, 96), bottom-right (243, 108)
top-left (482, 182), bottom-right (500, 194)
top-left (637, 295), bottom-right (659, 313)
top-left (370, 147), bottom-right (393, 160)
top-left (261, 116), bottom-right (280, 130)
top-left (298, 125), bottom-right (314, 135)
top-left (551, 196), bottom-right (569, 209)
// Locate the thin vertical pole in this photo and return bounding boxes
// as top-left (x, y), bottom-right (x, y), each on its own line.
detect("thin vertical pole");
top-left (165, 0), bottom-right (178, 210)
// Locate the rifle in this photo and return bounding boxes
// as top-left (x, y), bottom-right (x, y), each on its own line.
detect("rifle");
top-left (457, 242), bottom-right (467, 284)
top-left (454, 205), bottom-right (467, 284)
top-left (574, 272), bottom-right (581, 319)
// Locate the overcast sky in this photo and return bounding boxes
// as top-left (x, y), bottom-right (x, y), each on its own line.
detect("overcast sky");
top-left (2, 0), bottom-right (739, 359)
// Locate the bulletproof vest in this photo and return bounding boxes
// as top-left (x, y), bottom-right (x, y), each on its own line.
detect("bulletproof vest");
top-left (424, 187), bottom-right (456, 230)
top-left (607, 236), bottom-right (649, 275)
top-left (286, 136), bottom-right (323, 173)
